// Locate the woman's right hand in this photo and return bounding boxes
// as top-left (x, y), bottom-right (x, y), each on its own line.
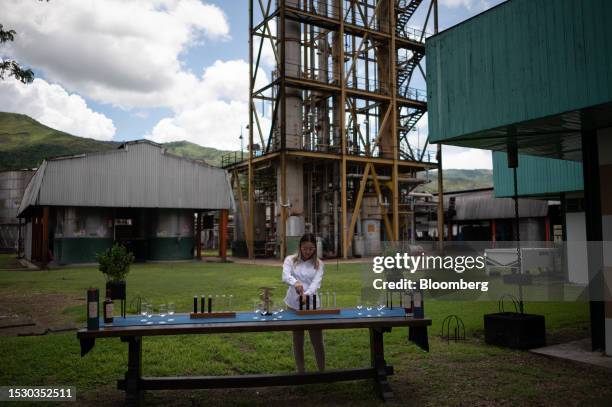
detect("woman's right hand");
top-left (294, 281), bottom-right (304, 295)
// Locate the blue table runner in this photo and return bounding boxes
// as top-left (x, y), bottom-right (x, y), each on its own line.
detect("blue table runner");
top-left (103, 308), bottom-right (410, 327)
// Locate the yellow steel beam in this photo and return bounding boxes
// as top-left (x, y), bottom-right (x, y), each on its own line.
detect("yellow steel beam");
top-left (339, 0), bottom-right (348, 259)
top-left (232, 171), bottom-right (252, 255)
top-left (371, 103), bottom-right (392, 152)
top-left (369, 164), bottom-right (393, 241)
top-left (286, 150), bottom-right (341, 160)
top-left (390, 0), bottom-right (399, 241)
top-left (258, 0), bottom-right (279, 66)
top-left (251, 100), bottom-right (266, 148)
top-left (345, 162), bottom-right (372, 255)
top-left (248, 0), bottom-right (255, 259)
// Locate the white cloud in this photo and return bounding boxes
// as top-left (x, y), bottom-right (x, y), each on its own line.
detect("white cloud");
top-left (1, 0), bottom-right (259, 149)
top-left (1, 1), bottom-right (265, 150)
top-left (405, 113), bottom-right (492, 169)
top-left (148, 101), bottom-right (248, 150)
top-left (441, 145), bottom-right (492, 169)
top-left (2, 0), bottom-right (230, 109)
top-left (147, 59), bottom-right (271, 150)
top-left (0, 78), bottom-right (116, 141)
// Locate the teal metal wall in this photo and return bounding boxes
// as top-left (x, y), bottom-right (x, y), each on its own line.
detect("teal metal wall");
top-left (493, 152), bottom-right (583, 197)
top-left (53, 238), bottom-right (113, 264)
top-left (427, 0), bottom-right (612, 143)
top-left (148, 237), bottom-right (195, 261)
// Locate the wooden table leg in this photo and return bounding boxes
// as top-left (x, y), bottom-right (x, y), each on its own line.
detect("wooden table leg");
top-left (370, 327), bottom-right (393, 401)
top-left (121, 336), bottom-right (143, 406)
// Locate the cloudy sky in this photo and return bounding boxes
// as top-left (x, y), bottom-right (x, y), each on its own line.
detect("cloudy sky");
top-left (0, 0), bottom-right (503, 169)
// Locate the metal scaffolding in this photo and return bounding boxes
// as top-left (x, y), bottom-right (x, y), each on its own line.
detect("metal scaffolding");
top-left (224, 0), bottom-right (443, 259)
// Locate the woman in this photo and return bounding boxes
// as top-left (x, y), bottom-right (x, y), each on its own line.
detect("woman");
top-left (281, 233), bottom-right (325, 373)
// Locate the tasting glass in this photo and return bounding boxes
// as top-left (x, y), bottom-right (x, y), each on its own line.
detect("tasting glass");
top-left (365, 301), bottom-right (373, 317)
top-left (140, 302), bottom-right (149, 322)
top-left (158, 304), bottom-right (167, 324)
top-left (167, 302), bottom-right (175, 322)
top-left (252, 300), bottom-right (260, 319)
top-left (145, 304), bottom-right (153, 324)
top-left (356, 300), bottom-right (364, 316)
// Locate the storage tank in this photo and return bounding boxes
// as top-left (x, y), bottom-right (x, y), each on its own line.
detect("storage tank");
top-left (362, 219), bottom-right (381, 256)
top-left (149, 209), bottom-right (194, 260)
top-left (0, 170), bottom-right (35, 250)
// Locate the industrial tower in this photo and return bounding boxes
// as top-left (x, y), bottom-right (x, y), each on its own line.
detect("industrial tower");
top-left (224, 0), bottom-right (443, 259)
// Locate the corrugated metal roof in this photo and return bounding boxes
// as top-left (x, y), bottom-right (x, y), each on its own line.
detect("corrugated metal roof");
top-left (445, 189), bottom-right (548, 221)
top-left (18, 141), bottom-right (235, 216)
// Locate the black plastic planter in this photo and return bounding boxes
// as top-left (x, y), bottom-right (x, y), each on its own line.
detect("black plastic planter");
top-left (484, 312), bottom-right (546, 349)
top-left (106, 280), bottom-right (126, 301)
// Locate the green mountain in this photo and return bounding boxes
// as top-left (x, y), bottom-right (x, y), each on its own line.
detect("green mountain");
top-left (0, 113), bottom-right (117, 170)
top-left (163, 141), bottom-right (232, 167)
top-left (415, 169), bottom-right (493, 193)
top-left (0, 112), bottom-right (493, 192)
top-left (0, 112), bottom-right (231, 170)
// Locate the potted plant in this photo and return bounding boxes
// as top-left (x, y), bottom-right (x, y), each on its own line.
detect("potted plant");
top-left (96, 243), bottom-right (135, 300)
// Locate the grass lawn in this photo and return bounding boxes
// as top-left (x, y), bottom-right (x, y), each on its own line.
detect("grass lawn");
top-left (0, 253), bottom-right (24, 270)
top-left (0, 257), bottom-right (610, 406)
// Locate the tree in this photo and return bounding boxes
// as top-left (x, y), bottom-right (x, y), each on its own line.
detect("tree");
top-left (0, 24), bottom-right (34, 83)
top-left (1, 1), bottom-right (48, 84)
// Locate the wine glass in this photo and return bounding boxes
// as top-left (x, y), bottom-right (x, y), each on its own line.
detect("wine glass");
top-left (376, 303), bottom-right (386, 316)
top-left (356, 301), bottom-right (364, 316)
top-left (252, 300), bottom-right (260, 319)
top-left (145, 304), bottom-right (153, 324)
top-left (159, 304), bottom-right (167, 324)
top-left (140, 302), bottom-right (149, 322)
top-left (228, 295), bottom-right (234, 312)
top-left (167, 302), bottom-right (175, 322)
top-left (365, 301), bottom-right (373, 317)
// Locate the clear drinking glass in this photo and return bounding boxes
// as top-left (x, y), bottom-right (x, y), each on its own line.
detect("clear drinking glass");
top-left (167, 302), bottom-right (175, 322)
top-left (228, 295), bottom-right (233, 312)
top-left (145, 304), bottom-right (153, 324)
top-left (356, 301), bottom-right (364, 316)
top-left (365, 302), bottom-right (373, 317)
top-left (159, 304), bottom-right (167, 324)
top-left (140, 302), bottom-right (148, 322)
top-left (252, 300), bottom-right (260, 319)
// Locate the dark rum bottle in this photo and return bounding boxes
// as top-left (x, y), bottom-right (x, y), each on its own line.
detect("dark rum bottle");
top-left (103, 288), bottom-right (114, 324)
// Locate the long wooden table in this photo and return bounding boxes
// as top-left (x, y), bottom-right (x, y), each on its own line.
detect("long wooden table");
top-left (77, 309), bottom-right (430, 405)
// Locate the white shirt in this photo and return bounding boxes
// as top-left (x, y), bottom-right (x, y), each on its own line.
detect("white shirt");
top-left (282, 255), bottom-right (324, 310)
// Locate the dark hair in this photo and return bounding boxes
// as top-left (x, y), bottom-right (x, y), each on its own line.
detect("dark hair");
top-left (293, 233), bottom-right (320, 269)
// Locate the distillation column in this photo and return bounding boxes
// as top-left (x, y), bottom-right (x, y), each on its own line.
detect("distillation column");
top-left (278, 0), bottom-right (305, 253)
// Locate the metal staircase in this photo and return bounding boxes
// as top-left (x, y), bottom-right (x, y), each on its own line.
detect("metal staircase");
top-left (396, 0), bottom-right (424, 37)
top-left (397, 51), bottom-right (424, 98)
